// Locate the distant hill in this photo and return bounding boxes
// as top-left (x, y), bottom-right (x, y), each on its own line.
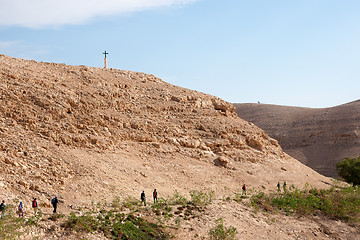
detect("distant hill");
top-left (234, 101), bottom-right (360, 177)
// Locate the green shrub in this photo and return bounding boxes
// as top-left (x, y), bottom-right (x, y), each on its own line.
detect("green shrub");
top-left (111, 196), bottom-right (121, 210)
top-left (337, 157), bottom-right (360, 186)
top-left (62, 209), bottom-right (170, 239)
top-left (122, 196), bottom-right (140, 210)
top-left (111, 214), bottom-right (168, 240)
top-left (175, 216), bottom-right (181, 229)
top-left (190, 190), bottom-right (215, 207)
top-left (234, 193), bottom-right (248, 202)
top-left (63, 212), bottom-right (98, 232)
top-left (168, 191), bottom-right (188, 206)
top-left (209, 218), bottom-right (237, 240)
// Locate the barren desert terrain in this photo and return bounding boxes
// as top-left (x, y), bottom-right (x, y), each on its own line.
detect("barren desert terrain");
top-left (0, 55), bottom-right (358, 239)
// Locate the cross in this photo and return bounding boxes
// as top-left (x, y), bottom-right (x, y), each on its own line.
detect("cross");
top-left (103, 51), bottom-right (109, 58)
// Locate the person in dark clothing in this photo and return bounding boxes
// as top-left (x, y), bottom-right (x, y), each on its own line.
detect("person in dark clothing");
top-left (277, 182), bottom-right (281, 192)
top-left (141, 191), bottom-right (146, 206)
top-left (32, 198), bottom-right (38, 216)
top-left (18, 201), bottom-right (24, 217)
top-left (51, 196), bottom-right (59, 213)
top-left (153, 189), bottom-right (158, 204)
top-left (242, 184), bottom-right (247, 195)
top-left (0, 200), bottom-right (5, 219)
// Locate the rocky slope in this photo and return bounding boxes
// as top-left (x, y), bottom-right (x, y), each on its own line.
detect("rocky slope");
top-left (0, 55), bottom-right (351, 239)
top-left (234, 102), bottom-right (360, 178)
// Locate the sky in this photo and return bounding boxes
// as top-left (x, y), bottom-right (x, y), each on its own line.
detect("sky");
top-left (0, 0), bottom-right (359, 108)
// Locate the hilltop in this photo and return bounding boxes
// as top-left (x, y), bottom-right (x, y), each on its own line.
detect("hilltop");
top-left (234, 101), bottom-right (360, 178)
top-left (1, 55), bottom-right (356, 239)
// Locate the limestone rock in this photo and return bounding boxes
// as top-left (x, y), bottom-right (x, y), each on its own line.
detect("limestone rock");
top-left (214, 156), bottom-right (230, 167)
top-left (179, 138), bottom-right (201, 149)
top-left (246, 137), bottom-right (264, 151)
top-left (212, 98), bottom-right (235, 113)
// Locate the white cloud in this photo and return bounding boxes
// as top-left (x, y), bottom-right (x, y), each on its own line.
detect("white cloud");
top-left (0, 0), bottom-right (198, 28)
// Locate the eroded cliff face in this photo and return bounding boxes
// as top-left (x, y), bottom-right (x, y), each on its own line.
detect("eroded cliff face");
top-left (234, 102), bottom-right (360, 177)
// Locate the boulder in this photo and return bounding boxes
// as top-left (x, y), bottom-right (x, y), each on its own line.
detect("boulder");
top-left (214, 156), bottom-right (230, 167)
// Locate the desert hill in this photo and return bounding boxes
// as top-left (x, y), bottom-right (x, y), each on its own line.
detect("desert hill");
top-left (0, 54), bottom-right (352, 239)
top-left (234, 101), bottom-right (360, 178)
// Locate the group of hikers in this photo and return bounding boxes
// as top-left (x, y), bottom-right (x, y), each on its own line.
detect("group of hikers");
top-left (0, 196), bottom-right (58, 219)
top-left (241, 182), bottom-right (287, 196)
top-left (141, 184), bottom-right (288, 204)
top-left (277, 181), bottom-right (287, 192)
top-left (140, 189), bottom-right (158, 206)
top-left (0, 190), bottom-right (158, 219)
top-left (1, 183), bottom-right (287, 219)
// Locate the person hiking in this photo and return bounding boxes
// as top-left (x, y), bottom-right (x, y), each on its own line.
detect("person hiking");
top-left (141, 190), bottom-right (146, 206)
top-left (51, 196), bottom-right (59, 213)
top-left (32, 198), bottom-right (38, 216)
top-left (277, 182), bottom-right (281, 192)
top-left (242, 184), bottom-right (247, 195)
top-left (0, 200), bottom-right (5, 219)
top-left (283, 181), bottom-right (287, 192)
top-left (153, 189), bottom-right (158, 204)
top-left (18, 201), bottom-right (24, 217)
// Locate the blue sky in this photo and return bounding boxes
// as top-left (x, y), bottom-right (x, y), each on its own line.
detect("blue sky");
top-left (1, 0), bottom-right (359, 108)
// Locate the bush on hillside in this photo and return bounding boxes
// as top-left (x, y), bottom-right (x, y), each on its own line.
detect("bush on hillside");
top-left (189, 190), bottom-right (215, 207)
top-left (209, 218), bottom-right (237, 240)
top-left (336, 157), bottom-right (360, 186)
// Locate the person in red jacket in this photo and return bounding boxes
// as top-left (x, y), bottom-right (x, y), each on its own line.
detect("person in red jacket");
top-left (242, 184), bottom-right (247, 195)
top-left (153, 189), bottom-right (158, 204)
top-left (32, 198), bottom-right (38, 216)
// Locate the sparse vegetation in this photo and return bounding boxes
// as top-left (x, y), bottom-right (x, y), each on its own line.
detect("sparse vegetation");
top-left (151, 198), bottom-right (174, 224)
top-left (190, 190), bottom-right (215, 207)
top-left (337, 157), bottom-right (360, 186)
top-left (48, 213), bottom-right (65, 221)
top-left (208, 218), bottom-right (237, 240)
top-left (121, 196), bottom-right (141, 211)
top-left (60, 191), bottom-right (215, 239)
top-left (2, 187), bottom-right (360, 239)
top-left (250, 185), bottom-right (360, 222)
top-left (0, 191), bottom-right (216, 239)
top-left (234, 193), bottom-right (249, 202)
top-left (63, 211), bottom-right (169, 239)
top-left (168, 191), bottom-right (188, 206)
top-left (0, 203), bottom-right (27, 239)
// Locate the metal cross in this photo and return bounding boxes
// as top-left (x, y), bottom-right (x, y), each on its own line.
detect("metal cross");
top-left (103, 51), bottom-right (109, 58)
